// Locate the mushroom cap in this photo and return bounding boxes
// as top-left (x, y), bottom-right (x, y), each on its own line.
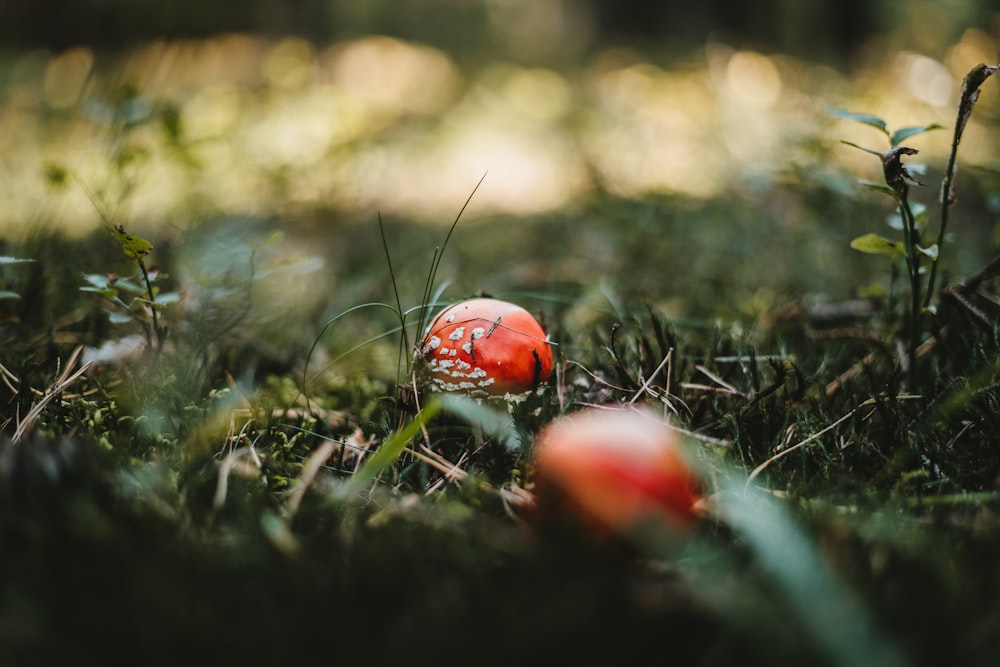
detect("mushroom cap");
top-left (418, 298), bottom-right (552, 396)
top-left (531, 406), bottom-right (701, 533)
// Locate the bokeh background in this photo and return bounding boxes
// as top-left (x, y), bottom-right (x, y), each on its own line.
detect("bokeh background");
top-left (1, 0), bottom-right (999, 366)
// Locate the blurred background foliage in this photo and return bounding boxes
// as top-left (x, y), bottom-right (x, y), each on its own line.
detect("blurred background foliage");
top-left (3, 0), bottom-right (996, 63)
top-left (1, 0), bottom-right (999, 399)
top-left (0, 0), bottom-right (996, 373)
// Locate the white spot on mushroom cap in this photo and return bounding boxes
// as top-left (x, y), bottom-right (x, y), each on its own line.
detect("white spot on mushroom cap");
top-left (461, 341), bottom-right (473, 355)
top-left (448, 326), bottom-right (465, 341)
top-left (471, 327), bottom-right (486, 339)
top-left (424, 336), bottom-right (441, 351)
top-left (432, 378), bottom-right (480, 391)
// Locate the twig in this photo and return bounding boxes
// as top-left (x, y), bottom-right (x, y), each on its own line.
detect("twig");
top-left (666, 423), bottom-right (732, 448)
top-left (413, 445), bottom-right (470, 495)
top-left (825, 350), bottom-right (880, 398)
top-left (13, 346), bottom-right (93, 444)
top-left (628, 348), bottom-right (672, 405)
top-left (565, 359), bottom-right (632, 393)
top-left (745, 404), bottom-right (863, 490)
top-left (746, 395), bottom-right (923, 490)
top-left (695, 364), bottom-right (745, 397)
top-left (285, 439), bottom-right (338, 518)
top-left (213, 447), bottom-right (261, 512)
top-left (681, 382), bottom-right (739, 395)
top-left (825, 333), bottom-right (940, 398)
top-left (0, 359), bottom-right (19, 393)
top-left (414, 444), bottom-right (468, 482)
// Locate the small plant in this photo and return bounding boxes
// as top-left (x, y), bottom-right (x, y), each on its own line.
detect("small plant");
top-left (80, 221), bottom-right (178, 354)
top-left (68, 84), bottom-right (181, 356)
top-left (830, 63), bottom-right (998, 377)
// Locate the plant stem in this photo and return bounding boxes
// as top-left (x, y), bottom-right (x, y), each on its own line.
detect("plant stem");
top-left (138, 258), bottom-right (165, 351)
top-left (899, 196), bottom-right (921, 374)
top-left (924, 124), bottom-right (962, 310)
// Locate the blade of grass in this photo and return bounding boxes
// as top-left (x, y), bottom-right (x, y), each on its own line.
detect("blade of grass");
top-left (414, 173), bottom-right (488, 346)
top-left (335, 399), bottom-right (443, 498)
top-left (378, 212), bottom-right (409, 385)
top-left (437, 393), bottom-right (520, 450)
top-left (716, 485), bottom-right (907, 667)
top-left (307, 325), bottom-right (405, 385)
top-left (301, 301), bottom-right (403, 404)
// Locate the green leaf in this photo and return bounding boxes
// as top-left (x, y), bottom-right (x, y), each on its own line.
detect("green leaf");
top-left (260, 510), bottom-right (299, 556)
top-left (80, 286), bottom-right (119, 299)
top-left (438, 394), bottom-right (521, 450)
top-left (858, 283), bottom-right (888, 299)
top-left (144, 293), bottom-right (181, 309)
top-left (0, 257), bottom-right (35, 265)
top-left (851, 233), bottom-right (904, 258)
top-left (917, 244), bottom-right (939, 260)
top-left (840, 140), bottom-right (883, 157)
top-left (858, 180), bottom-right (900, 200)
top-left (153, 291), bottom-right (181, 305)
top-left (109, 312), bottom-right (134, 324)
top-left (828, 108), bottom-right (889, 136)
top-left (113, 279), bottom-right (146, 295)
top-left (890, 124), bottom-right (943, 146)
top-left (111, 224), bottom-right (153, 260)
top-left (0, 291), bottom-right (20, 300)
top-left (81, 273), bottom-right (110, 288)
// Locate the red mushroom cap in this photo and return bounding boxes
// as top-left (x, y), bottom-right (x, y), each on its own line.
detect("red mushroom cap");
top-left (418, 298), bottom-right (553, 397)
top-left (531, 406), bottom-right (701, 534)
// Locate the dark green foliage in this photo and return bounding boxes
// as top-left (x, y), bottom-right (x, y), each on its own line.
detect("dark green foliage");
top-left (5, 168), bottom-right (1000, 662)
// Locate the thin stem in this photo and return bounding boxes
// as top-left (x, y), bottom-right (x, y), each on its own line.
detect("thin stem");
top-left (924, 122), bottom-right (962, 309)
top-left (415, 173), bottom-right (487, 345)
top-left (138, 258), bottom-right (165, 351)
top-left (898, 195), bottom-right (921, 374)
top-left (378, 212), bottom-right (409, 382)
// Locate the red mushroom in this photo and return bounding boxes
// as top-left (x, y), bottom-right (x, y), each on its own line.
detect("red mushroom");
top-left (531, 406), bottom-right (701, 535)
top-left (417, 298), bottom-right (552, 397)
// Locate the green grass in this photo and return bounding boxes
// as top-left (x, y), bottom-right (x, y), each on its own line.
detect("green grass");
top-left (5, 185), bottom-right (1000, 665)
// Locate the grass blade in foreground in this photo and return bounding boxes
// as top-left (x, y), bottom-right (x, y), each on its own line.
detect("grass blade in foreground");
top-left (717, 486), bottom-right (907, 667)
top-left (335, 400), bottom-right (443, 499)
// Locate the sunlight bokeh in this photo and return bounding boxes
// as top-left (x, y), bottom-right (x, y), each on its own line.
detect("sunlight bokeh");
top-left (0, 26), bottom-right (997, 236)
